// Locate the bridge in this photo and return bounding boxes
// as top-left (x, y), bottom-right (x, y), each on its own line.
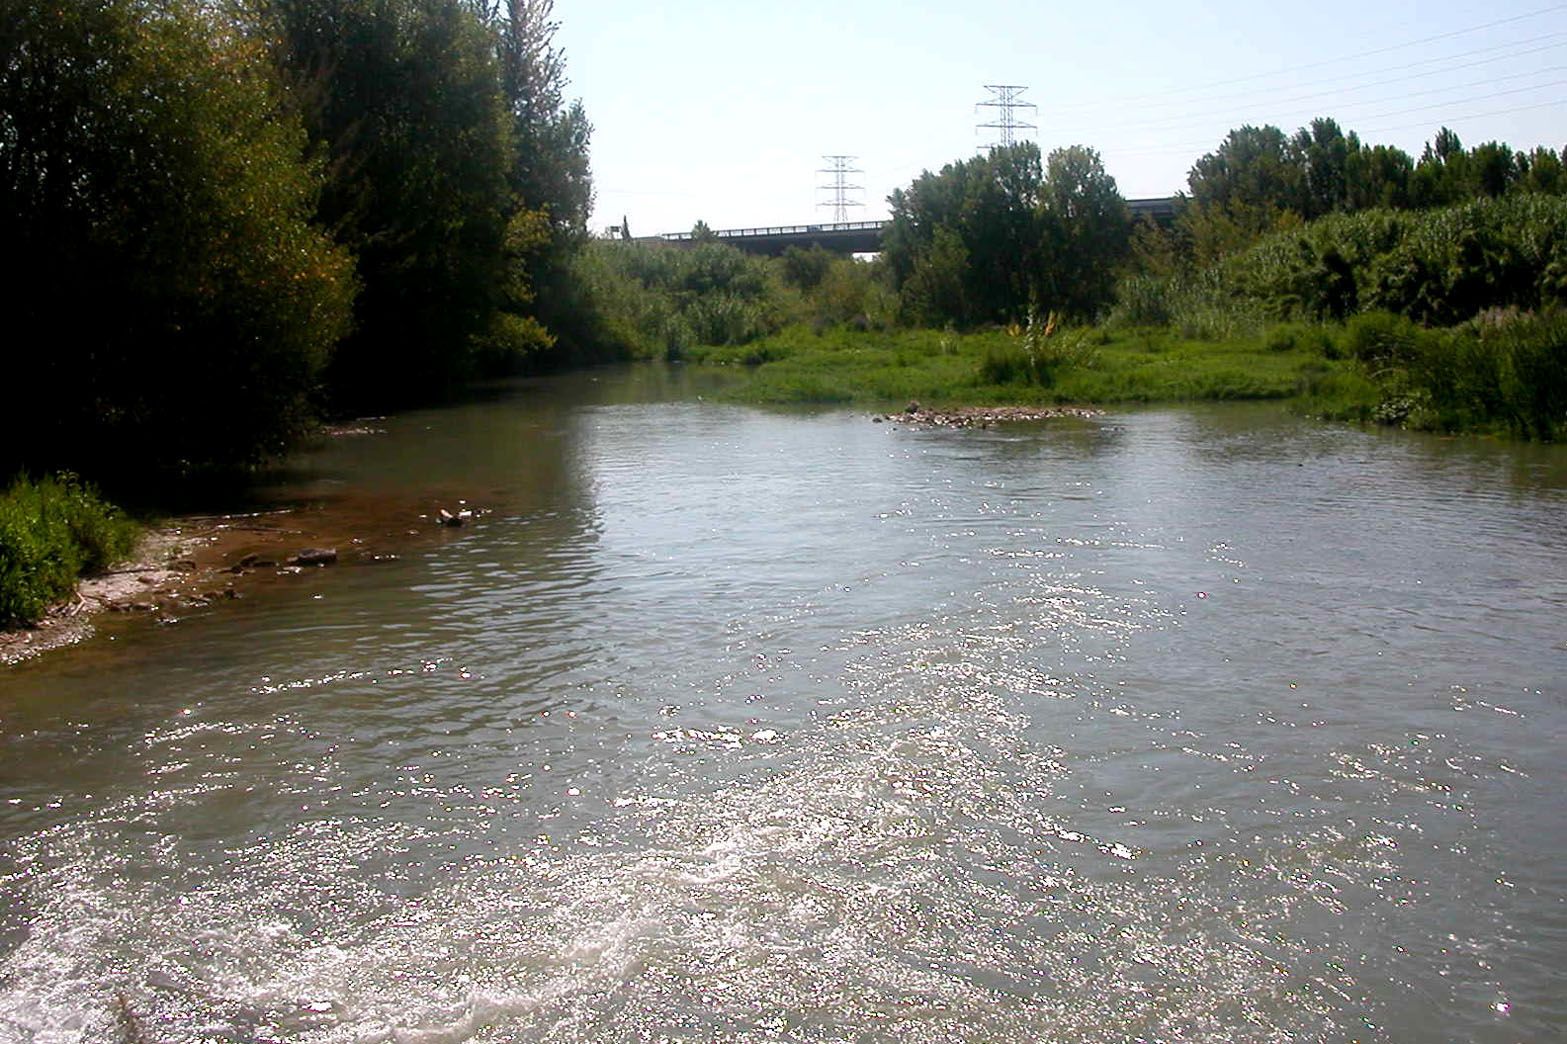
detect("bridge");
top-left (645, 220), bottom-right (887, 256)
top-left (642, 197), bottom-right (1178, 257)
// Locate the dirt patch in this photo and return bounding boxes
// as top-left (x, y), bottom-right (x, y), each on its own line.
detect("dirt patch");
top-left (872, 403), bottom-right (1104, 428)
top-left (1, 492), bottom-right (481, 667)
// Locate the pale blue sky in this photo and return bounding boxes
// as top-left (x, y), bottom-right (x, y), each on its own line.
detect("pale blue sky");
top-left (556, 1), bottom-right (1567, 235)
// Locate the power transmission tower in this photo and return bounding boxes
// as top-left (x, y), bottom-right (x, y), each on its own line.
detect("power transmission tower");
top-left (817, 155), bottom-right (864, 224)
top-left (976, 85), bottom-right (1037, 150)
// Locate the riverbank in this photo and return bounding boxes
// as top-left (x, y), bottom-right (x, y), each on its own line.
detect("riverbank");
top-left (1, 523), bottom-right (213, 665)
top-left (0, 488), bottom-right (482, 667)
top-left (685, 324), bottom-right (1362, 410)
top-left (686, 315), bottom-right (1565, 441)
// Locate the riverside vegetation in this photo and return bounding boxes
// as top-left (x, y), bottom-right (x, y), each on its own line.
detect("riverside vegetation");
top-left (673, 190), bottom-right (1567, 443)
top-left (593, 126), bottom-right (1566, 445)
top-left (0, 477), bottom-right (138, 628)
top-left (2, 1), bottom-right (1563, 632)
top-left (2, 0), bottom-right (591, 626)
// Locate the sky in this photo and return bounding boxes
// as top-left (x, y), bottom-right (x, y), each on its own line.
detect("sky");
top-left (554, 0), bottom-right (1567, 237)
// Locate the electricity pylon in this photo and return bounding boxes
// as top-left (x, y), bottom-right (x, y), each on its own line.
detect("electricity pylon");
top-left (976, 85), bottom-right (1037, 150)
top-left (817, 155), bottom-right (864, 224)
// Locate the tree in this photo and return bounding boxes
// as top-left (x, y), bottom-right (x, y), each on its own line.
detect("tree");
top-left (0, 0), bottom-right (355, 478)
top-left (1411, 127), bottom-right (1471, 207)
top-left (884, 143), bottom-right (1128, 325)
top-left (1187, 124), bottom-right (1304, 216)
top-left (884, 144), bottom-right (1044, 325)
top-left (1470, 142), bottom-right (1519, 198)
top-left (491, 0), bottom-right (593, 234)
top-left (265, 0), bottom-right (513, 406)
top-left (485, 0), bottom-right (595, 363)
top-left (1291, 117), bottom-right (1354, 218)
top-left (900, 227), bottom-right (971, 327)
top-left (1181, 125), bottom-right (1307, 259)
top-left (779, 244), bottom-right (835, 291)
top-left (1519, 147), bottom-right (1567, 195)
top-left (1037, 146), bottom-right (1129, 317)
top-left (1346, 144), bottom-right (1414, 210)
top-left (1179, 198), bottom-right (1303, 266)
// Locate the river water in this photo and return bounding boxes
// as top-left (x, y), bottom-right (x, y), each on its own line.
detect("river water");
top-left (2, 368), bottom-right (1564, 1043)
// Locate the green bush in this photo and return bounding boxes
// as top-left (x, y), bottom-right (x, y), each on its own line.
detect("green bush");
top-left (979, 345), bottom-right (1043, 385)
top-left (809, 257), bottom-right (897, 329)
top-left (1489, 310), bottom-right (1567, 439)
top-left (1, 0), bottom-right (355, 478)
top-left (1112, 268), bottom-right (1266, 341)
top-left (0, 475), bottom-right (138, 627)
top-left (1218, 194), bottom-right (1567, 326)
top-left (1322, 308), bottom-right (1566, 438)
top-left (1343, 311), bottom-right (1432, 367)
top-left (471, 311), bottom-right (556, 376)
top-left (564, 240), bottom-right (788, 360)
top-left (1108, 273), bottom-right (1172, 326)
top-left (1408, 310), bottom-right (1567, 438)
top-left (1262, 322), bottom-right (1335, 354)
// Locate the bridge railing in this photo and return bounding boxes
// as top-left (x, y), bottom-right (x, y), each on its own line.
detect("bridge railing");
top-left (650, 199), bottom-right (1175, 243)
top-left (642, 197), bottom-right (1172, 246)
top-left (659, 219), bottom-right (889, 242)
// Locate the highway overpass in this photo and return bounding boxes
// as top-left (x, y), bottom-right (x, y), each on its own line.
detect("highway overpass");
top-left (640, 197), bottom-right (1179, 256)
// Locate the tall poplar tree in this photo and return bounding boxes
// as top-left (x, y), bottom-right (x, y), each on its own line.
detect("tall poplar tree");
top-left (265, 0), bottom-right (513, 406)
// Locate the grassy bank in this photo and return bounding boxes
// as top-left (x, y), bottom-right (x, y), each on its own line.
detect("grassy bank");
top-left (684, 310), bottom-right (1564, 441)
top-left (686, 323), bottom-right (1372, 409)
top-left (0, 476), bottom-right (139, 628)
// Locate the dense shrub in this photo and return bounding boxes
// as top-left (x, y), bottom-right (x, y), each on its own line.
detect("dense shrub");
top-left (1342, 311), bottom-right (1434, 367)
top-left (1323, 309), bottom-right (1566, 438)
top-left (1108, 274), bottom-right (1172, 326)
top-left (1107, 195), bottom-right (1567, 440)
top-left (1263, 322), bottom-right (1335, 354)
top-left (563, 240), bottom-right (789, 360)
top-left (1410, 310), bottom-right (1567, 438)
top-left (0, 476), bottom-right (138, 627)
top-left (0, 0), bottom-right (356, 478)
top-left (810, 258), bottom-right (899, 330)
top-left (1108, 268), bottom-right (1267, 341)
top-left (979, 345), bottom-right (1044, 386)
top-left (1116, 195), bottom-right (1567, 343)
top-left (1223, 194), bottom-right (1567, 325)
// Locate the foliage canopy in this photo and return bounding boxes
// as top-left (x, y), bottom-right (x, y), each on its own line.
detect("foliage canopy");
top-left (0, 0), bottom-right (356, 477)
top-left (884, 143), bottom-right (1129, 327)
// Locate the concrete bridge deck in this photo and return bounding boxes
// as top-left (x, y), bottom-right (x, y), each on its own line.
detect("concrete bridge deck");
top-left (645, 220), bottom-right (887, 256)
top-left (640, 197), bottom-right (1177, 256)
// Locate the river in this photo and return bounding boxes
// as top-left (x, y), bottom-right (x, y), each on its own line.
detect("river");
top-left (2, 367), bottom-right (1564, 1043)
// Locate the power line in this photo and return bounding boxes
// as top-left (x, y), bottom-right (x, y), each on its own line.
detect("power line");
top-left (976, 85), bottom-right (1037, 149)
top-left (1349, 97), bottom-right (1567, 139)
top-left (1327, 77), bottom-right (1567, 126)
top-left (1054, 62), bottom-right (1567, 141)
top-left (1049, 4), bottom-right (1567, 114)
top-left (1109, 97), bottom-right (1567, 159)
top-left (816, 155), bottom-right (864, 223)
top-left (1049, 36), bottom-right (1567, 135)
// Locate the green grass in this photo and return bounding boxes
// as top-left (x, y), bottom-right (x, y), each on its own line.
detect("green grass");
top-left (0, 474), bottom-right (139, 627)
top-left (687, 323), bottom-right (1378, 413)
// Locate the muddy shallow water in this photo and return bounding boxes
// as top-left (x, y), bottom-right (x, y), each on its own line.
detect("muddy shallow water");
top-left (2, 368), bottom-right (1565, 1042)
